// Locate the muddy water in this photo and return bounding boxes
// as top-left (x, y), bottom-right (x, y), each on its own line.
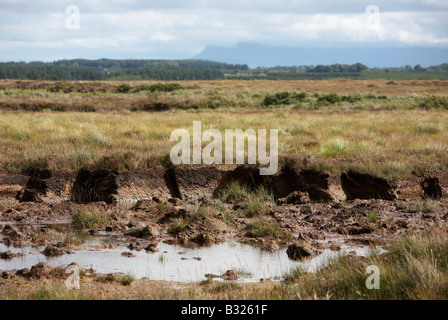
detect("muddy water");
top-left (0, 236), bottom-right (383, 283)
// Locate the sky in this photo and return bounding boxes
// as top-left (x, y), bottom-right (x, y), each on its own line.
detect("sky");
top-left (0, 0), bottom-right (448, 62)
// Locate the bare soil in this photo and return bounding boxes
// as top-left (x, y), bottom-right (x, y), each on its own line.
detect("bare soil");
top-left (1, 165), bottom-right (447, 248)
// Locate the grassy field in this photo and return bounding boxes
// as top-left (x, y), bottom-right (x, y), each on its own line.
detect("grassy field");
top-left (1, 79), bottom-right (448, 178)
top-left (0, 108), bottom-right (447, 179)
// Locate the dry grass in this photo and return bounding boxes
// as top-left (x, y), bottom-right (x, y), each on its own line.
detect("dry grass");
top-left (0, 79), bottom-right (447, 179)
top-left (0, 109), bottom-right (447, 178)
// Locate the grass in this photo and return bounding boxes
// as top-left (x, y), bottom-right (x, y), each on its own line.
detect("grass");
top-left (0, 108), bottom-right (446, 179)
top-left (219, 182), bottom-right (274, 218)
top-left (30, 284), bottom-right (95, 300)
top-left (120, 273), bottom-right (135, 286)
top-left (367, 211), bottom-right (380, 223)
top-left (242, 187), bottom-right (274, 218)
top-left (281, 228), bottom-right (448, 299)
top-left (219, 181), bottom-right (250, 203)
top-left (397, 200), bottom-right (443, 213)
top-left (71, 208), bottom-right (108, 230)
top-left (245, 219), bottom-right (292, 241)
top-left (0, 80), bottom-right (447, 180)
top-left (167, 217), bottom-right (190, 234)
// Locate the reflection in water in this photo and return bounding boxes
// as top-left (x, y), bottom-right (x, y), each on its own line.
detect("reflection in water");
top-left (0, 237), bottom-right (383, 283)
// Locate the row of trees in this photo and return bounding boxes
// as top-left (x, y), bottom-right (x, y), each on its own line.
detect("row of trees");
top-left (109, 67), bottom-right (225, 80)
top-left (0, 65), bottom-right (106, 81)
top-left (0, 59), bottom-right (241, 80)
top-left (0, 60), bottom-right (447, 81)
top-left (306, 63), bottom-right (368, 73)
top-left (37, 59), bottom-right (248, 72)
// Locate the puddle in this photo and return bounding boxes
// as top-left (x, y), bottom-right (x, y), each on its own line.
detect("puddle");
top-left (0, 236), bottom-right (384, 283)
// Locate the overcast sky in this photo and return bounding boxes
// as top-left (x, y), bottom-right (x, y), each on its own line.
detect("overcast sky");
top-left (1, 0), bottom-right (447, 61)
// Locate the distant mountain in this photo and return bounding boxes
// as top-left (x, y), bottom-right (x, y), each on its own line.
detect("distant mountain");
top-left (194, 43), bottom-right (448, 68)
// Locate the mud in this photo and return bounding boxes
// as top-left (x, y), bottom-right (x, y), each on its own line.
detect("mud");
top-left (341, 171), bottom-right (396, 200)
top-left (2, 165), bottom-right (447, 206)
top-left (0, 164), bottom-right (447, 282)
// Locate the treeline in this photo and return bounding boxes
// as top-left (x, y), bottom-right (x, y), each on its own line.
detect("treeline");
top-left (0, 64), bottom-right (106, 81)
top-left (307, 63), bottom-right (368, 73)
top-left (51, 59), bottom-right (248, 71)
top-left (231, 63), bottom-right (448, 80)
top-left (108, 67), bottom-right (224, 81)
top-left (0, 59), bottom-right (246, 81)
top-left (0, 59), bottom-right (447, 81)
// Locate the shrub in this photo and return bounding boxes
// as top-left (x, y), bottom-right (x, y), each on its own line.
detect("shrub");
top-left (418, 96), bottom-right (448, 110)
top-left (199, 95), bottom-right (229, 109)
top-left (262, 92), bottom-right (306, 106)
top-left (316, 93), bottom-right (342, 105)
top-left (116, 84), bottom-right (132, 93)
top-left (133, 83), bottom-right (184, 93)
top-left (342, 94), bottom-right (363, 103)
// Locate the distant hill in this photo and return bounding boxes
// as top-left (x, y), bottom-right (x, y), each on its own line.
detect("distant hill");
top-left (194, 43), bottom-right (448, 68)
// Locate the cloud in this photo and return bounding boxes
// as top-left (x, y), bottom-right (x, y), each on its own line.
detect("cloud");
top-left (0, 0), bottom-right (447, 61)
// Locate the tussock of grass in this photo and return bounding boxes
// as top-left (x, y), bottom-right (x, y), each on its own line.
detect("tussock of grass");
top-left (167, 217), bottom-right (190, 234)
top-left (71, 208), bottom-right (108, 230)
top-left (367, 211), bottom-right (379, 223)
top-left (243, 187), bottom-right (273, 218)
top-left (219, 182), bottom-right (250, 203)
top-left (219, 182), bottom-right (274, 218)
top-left (120, 274), bottom-right (135, 286)
top-left (397, 200), bottom-right (443, 213)
top-left (246, 219), bottom-right (291, 241)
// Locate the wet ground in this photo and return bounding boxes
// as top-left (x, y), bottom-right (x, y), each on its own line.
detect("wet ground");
top-left (0, 165), bottom-right (447, 284)
top-left (0, 228), bottom-right (384, 282)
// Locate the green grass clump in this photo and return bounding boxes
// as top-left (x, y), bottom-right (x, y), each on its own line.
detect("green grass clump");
top-left (167, 217), bottom-right (190, 234)
top-left (71, 208), bottom-right (108, 230)
top-left (243, 186), bottom-right (273, 218)
top-left (120, 273), bottom-right (135, 286)
top-left (397, 200), bottom-right (442, 213)
top-left (30, 285), bottom-right (93, 300)
top-left (219, 182), bottom-right (250, 203)
top-left (219, 182), bottom-right (273, 218)
top-left (415, 124), bottom-right (440, 135)
top-left (367, 211), bottom-right (379, 223)
top-left (246, 219), bottom-right (291, 241)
